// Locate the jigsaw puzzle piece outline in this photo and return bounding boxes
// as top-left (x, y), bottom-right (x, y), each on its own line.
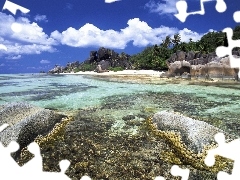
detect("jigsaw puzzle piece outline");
top-left (215, 0), bottom-right (227, 13)
top-left (0, 140), bottom-right (21, 178)
top-left (171, 165), bottom-right (190, 180)
top-left (80, 175), bottom-right (92, 180)
top-left (154, 165), bottom-right (190, 180)
top-left (154, 176), bottom-right (166, 180)
top-left (216, 28), bottom-right (240, 69)
top-left (0, 124), bottom-right (72, 179)
top-left (105, 0), bottom-right (121, 3)
top-left (233, 11), bottom-right (240, 23)
top-left (175, 0), bottom-right (227, 22)
top-left (205, 132), bottom-right (240, 179)
top-left (19, 142), bottom-right (72, 179)
top-left (2, 0), bottom-right (30, 15)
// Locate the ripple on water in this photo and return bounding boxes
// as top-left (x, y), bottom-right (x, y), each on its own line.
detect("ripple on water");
top-left (1, 74), bottom-right (240, 136)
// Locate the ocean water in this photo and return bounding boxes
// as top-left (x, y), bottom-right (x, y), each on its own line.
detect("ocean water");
top-left (1, 73), bottom-right (240, 136)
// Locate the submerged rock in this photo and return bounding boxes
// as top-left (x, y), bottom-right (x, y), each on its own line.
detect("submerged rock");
top-left (152, 111), bottom-right (228, 153)
top-left (146, 111), bottom-right (234, 174)
top-left (0, 102), bottom-right (65, 159)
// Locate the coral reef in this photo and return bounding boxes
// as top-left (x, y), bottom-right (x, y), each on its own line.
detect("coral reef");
top-left (15, 91), bottom-right (240, 179)
top-left (18, 116), bottom-right (73, 167)
top-left (143, 116), bottom-right (233, 173)
top-left (0, 102), bottom-right (65, 160)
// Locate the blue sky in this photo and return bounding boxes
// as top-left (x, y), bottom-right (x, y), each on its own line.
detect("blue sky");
top-left (0, 0), bottom-right (239, 73)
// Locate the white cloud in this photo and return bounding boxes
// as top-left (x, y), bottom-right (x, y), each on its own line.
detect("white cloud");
top-left (0, 12), bottom-right (57, 56)
top-left (145, 0), bottom-right (178, 15)
top-left (51, 18), bottom-right (203, 49)
top-left (0, 12), bottom-right (206, 57)
top-left (40, 59), bottom-right (50, 64)
top-left (178, 28), bottom-right (204, 42)
top-left (0, 63), bottom-right (5, 67)
top-left (5, 55), bottom-right (21, 60)
top-left (34, 15), bottom-right (48, 22)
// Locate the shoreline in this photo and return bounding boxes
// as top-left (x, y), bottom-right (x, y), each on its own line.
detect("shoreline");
top-left (59, 70), bottom-right (165, 76)
top-left (56, 70), bottom-right (240, 85)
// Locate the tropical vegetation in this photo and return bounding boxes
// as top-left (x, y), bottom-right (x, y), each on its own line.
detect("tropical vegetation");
top-left (129, 25), bottom-right (240, 70)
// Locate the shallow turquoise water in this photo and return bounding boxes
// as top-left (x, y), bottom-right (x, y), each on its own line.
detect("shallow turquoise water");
top-left (1, 73), bottom-right (240, 136)
top-left (1, 74), bottom-right (240, 110)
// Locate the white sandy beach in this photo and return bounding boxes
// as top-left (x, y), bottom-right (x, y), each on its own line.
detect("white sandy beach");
top-left (58, 69), bottom-right (234, 84)
top-left (60, 70), bottom-right (166, 77)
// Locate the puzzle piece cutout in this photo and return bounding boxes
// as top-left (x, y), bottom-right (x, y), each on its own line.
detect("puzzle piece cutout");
top-left (80, 175), bottom-right (92, 180)
top-left (205, 133), bottom-right (240, 180)
top-left (0, 124), bottom-right (73, 179)
top-left (1, 0), bottom-right (30, 50)
top-left (105, 0), bottom-right (121, 3)
top-left (215, 27), bottom-right (240, 77)
top-left (233, 11), bottom-right (240, 23)
top-left (2, 0), bottom-right (30, 15)
top-left (154, 165), bottom-right (190, 180)
top-left (175, 0), bottom-right (227, 22)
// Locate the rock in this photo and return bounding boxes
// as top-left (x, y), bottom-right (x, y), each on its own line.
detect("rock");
top-left (95, 65), bottom-right (102, 73)
top-left (232, 50), bottom-right (239, 56)
top-left (206, 62), bottom-right (224, 78)
top-left (0, 102), bottom-right (65, 159)
top-left (176, 50), bottom-right (186, 61)
top-left (188, 56), bottom-right (239, 79)
top-left (166, 51), bottom-right (186, 65)
top-left (186, 51), bottom-right (195, 61)
top-left (98, 47), bottom-right (111, 61)
top-left (206, 52), bottom-right (217, 63)
top-left (122, 115), bottom-right (135, 121)
top-left (181, 72), bottom-right (191, 79)
top-left (152, 111), bottom-right (232, 153)
top-left (95, 64), bottom-right (109, 73)
top-left (190, 64), bottom-right (205, 77)
top-left (220, 56), bottom-right (230, 66)
top-left (166, 50), bottom-right (240, 79)
top-left (160, 71), bottom-right (171, 78)
top-left (90, 51), bottom-right (98, 63)
top-left (49, 47), bottom-right (132, 73)
top-left (48, 65), bottom-right (63, 74)
top-left (197, 57), bottom-right (207, 65)
top-left (168, 60), bottom-right (191, 76)
top-left (111, 51), bottom-right (119, 59)
top-left (167, 53), bottom-right (177, 65)
top-left (98, 60), bottom-right (111, 70)
top-left (194, 52), bottom-right (202, 59)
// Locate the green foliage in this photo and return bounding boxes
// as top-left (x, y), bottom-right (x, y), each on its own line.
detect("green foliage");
top-left (57, 25), bottom-right (240, 74)
top-left (129, 45), bottom-right (168, 70)
top-left (232, 25), bottom-right (240, 51)
top-left (196, 31), bottom-right (227, 53)
top-left (78, 63), bottom-right (96, 72)
top-left (108, 66), bottom-right (124, 72)
top-left (233, 25), bottom-right (240, 40)
top-left (130, 25), bottom-right (240, 71)
top-left (73, 67), bottom-right (80, 73)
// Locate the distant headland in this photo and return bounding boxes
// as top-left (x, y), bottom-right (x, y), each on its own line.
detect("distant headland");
top-left (49, 26), bottom-right (240, 82)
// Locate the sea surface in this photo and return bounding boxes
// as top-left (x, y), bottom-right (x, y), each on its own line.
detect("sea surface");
top-left (1, 73), bottom-right (240, 136)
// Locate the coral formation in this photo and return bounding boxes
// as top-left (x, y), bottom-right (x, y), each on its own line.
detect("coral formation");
top-left (143, 117), bottom-right (233, 173)
top-left (18, 116), bottom-right (73, 167)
